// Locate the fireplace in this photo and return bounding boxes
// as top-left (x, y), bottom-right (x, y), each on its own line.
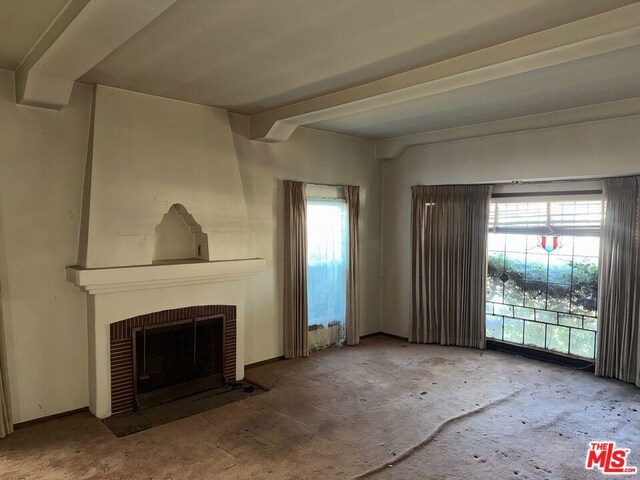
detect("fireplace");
top-left (63, 88), bottom-right (267, 419)
top-left (110, 305), bottom-right (237, 415)
top-left (67, 258), bottom-right (265, 418)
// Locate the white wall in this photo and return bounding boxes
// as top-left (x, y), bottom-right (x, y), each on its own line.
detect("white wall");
top-left (232, 121), bottom-right (382, 365)
top-left (83, 86), bottom-right (252, 268)
top-left (0, 70), bottom-right (92, 423)
top-left (381, 116), bottom-right (640, 338)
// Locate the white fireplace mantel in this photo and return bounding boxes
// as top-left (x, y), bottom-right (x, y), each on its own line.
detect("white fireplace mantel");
top-left (66, 257), bottom-right (265, 418)
top-left (66, 258), bottom-right (266, 295)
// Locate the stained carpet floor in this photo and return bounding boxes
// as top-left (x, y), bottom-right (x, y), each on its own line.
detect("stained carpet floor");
top-left (0, 336), bottom-right (638, 479)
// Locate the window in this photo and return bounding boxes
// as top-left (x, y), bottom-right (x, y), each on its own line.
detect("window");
top-left (306, 198), bottom-right (348, 349)
top-left (486, 199), bottom-right (602, 359)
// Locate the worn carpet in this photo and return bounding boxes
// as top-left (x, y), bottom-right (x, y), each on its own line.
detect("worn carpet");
top-left (0, 336), bottom-right (638, 479)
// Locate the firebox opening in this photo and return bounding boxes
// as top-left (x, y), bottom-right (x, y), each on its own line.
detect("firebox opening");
top-left (133, 315), bottom-right (225, 409)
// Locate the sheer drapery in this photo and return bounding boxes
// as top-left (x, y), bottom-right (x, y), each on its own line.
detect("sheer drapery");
top-left (0, 285), bottom-right (12, 438)
top-left (307, 199), bottom-right (348, 350)
top-left (284, 180), bottom-right (308, 358)
top-left (411, 184), bottom-right (492, 347)
top-left (596, 176), bottom-right (640, 387)
top-left (345, 185), bottom-right (360, 346)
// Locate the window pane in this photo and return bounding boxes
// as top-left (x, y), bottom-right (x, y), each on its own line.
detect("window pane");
top-left (559, 314), bottom-right (582, 328)
top-left (546, 284), bottom-right (571, 313)
top-left (548, 256), bottom-right (572, 283)
top-left (505, 234), bottom-right (527, 252)
top-left (505, 252), bottom-right (526, 282)
top-left (514, 306), bottom-right (535, 321)
top-left (571, 286), bottom-right (597, 317)
top-left (583, 317), bottom-right (597, 331)
top-left (306, 201), bottom-right (348, 330)
top-left (503, 318), bottom-right (524, 344)
top-left (524, 282), bottom-right (546, 308)
top-left (488, 234), bottom-right (506, 251)
top-left (574, 236), bottom-right (600, 257)
top-left (486, 302), bottom-right (494, 315)
top-left (525, 254), bottom-right (548, 282)
top-left (524, 321), bottom-right (545, 348)
top-left (536, 310), bottom-right (557, 324)
top-left (488, 251), bottom-right (505, 278)
top-left (494, 303), bottom-right (513, 317)
top-left (570, 329), bottom-right (595, 358)
top-left (503, 280), bottom-right (524, 306)
top-left (546, 325), bottom-right (569, 354)
top-left (572, 256), bottom-right (599, 288)
top-left (486, 315), bottom-right (503, 340)
top-left (487, 277), bottom-right (503, 303)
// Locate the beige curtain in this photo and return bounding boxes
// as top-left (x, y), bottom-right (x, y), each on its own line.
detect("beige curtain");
top-left (596, 176), bottom-right (640, 387)
top-left (411, 185), bottom-right (492, 347)
top-left (283, 180), bottom-right (308, 358)
top-left (345, 185), bottom-right (360, 346)
top-left (0, 285), bottom-right (12, 437)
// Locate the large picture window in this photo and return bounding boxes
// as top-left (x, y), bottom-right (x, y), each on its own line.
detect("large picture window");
top-left (486, 199), bottom-right (602, 359)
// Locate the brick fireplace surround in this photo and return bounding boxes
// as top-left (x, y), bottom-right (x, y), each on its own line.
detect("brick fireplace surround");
top-left (110, 305), bottom-right (237, 415)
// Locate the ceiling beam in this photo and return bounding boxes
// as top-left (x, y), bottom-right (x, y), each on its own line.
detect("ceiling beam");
top-left (15, 0), bottom-right (178, 109)
top-left (249, 3), bottom-right (640, 142)
top-left (374, 97), bottom-right (640, 160)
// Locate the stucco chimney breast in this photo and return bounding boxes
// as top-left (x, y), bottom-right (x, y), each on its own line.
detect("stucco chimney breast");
top-left (77, 85), bottom-right (252, 269)
top-left (67, 86), bottom-right (264, 418)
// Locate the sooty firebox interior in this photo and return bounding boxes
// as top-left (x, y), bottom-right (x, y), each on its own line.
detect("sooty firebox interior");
top-left (133, 315), bottom-right (225, 409)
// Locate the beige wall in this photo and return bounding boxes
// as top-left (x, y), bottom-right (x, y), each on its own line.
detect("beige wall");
top-left (83, 86), bottom-right (252, 268)
top-left (0, 70), bottom-right (92, 423)
top-left (381, 116), bottom-right (640, 338)
top-left (232, 121), bottom-right (382, 365)
top-left (0, 72), bottom-right (382, 422)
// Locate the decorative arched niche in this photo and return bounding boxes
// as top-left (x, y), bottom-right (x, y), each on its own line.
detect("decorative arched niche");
top-left (153, 204), bottom-right (209, 263)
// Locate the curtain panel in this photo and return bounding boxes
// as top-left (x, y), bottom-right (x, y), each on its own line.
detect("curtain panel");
top-left (284, 180), bottom-right (309, 358)
top-left (596, 176), bottom-right (640, 387)
top-left (0, 286), bottom-right (12, 438)
top-left (411, 184), bottom-right (492, 348)
top-left (345, 185), bottom-right (361, 346)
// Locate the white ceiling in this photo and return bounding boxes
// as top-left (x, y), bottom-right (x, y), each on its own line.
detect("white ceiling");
top-left (309, 45), bottom-right (640, 139)
top-left (79, 0), bottom-right (636, 114)
top-left (2, 0), bottom-right (639, 140)
top-left (0, 0), bottom-right (70, 70)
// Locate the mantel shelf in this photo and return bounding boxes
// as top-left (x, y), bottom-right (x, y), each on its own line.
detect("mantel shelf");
top-left (66, 258), bottom-right (266, 295)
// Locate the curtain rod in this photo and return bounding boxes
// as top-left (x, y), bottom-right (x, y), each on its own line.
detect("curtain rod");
top-left (307, 182), bottom-right (348, 188)
top-left (413, 177), bottom-right (610, 188)
top-left (492, 189), bottom-right (602, 198)
top-left (501, 178), bottom-right (604, 186)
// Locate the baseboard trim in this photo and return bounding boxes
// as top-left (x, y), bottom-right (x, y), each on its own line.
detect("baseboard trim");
top-left (14, 406), bottom-right (90, 430)
top-left (361, 331), bottom-right (409, 342)
top-left (245, 355), bottom-right (285, 370)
